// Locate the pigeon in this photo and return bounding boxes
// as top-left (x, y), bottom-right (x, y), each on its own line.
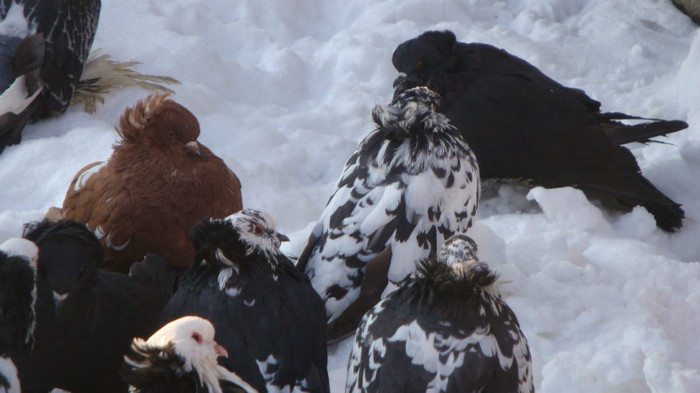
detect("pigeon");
top-left (346, 234), bottom-right (534, 393)
top-left (122, 316), bottom-right (257, 393)
top-left (0, 0), bottom-right (101, 153)
top-left (296, 86), bottom-right (480, 341)
top-left (11, 219), bottom-right (177, 393)
top-left (161, 209), bottom-right (329, 393)
top-left (392, 30), bottom-right (687, 232)
top-left (672, 0), bottom-right (700, 25)
top-left (0, 238), bottom-right (38, 393)
top-left (52, 94), bottom-right (243, 271)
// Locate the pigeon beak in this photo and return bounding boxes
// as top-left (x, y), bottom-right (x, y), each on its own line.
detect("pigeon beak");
top-left (214, 342), bottom-right (228, 358)
top-left (186, 141), bottom-right (203, 157)
top-left (277, 232), bottom-right (290, 243)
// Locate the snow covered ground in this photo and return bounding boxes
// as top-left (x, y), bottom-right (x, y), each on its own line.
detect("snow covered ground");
top-left (1, 0), bottom-right (700, 391)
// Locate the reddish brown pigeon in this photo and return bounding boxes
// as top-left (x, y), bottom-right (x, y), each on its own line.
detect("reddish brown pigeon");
top-left (53, 94), bottom-right (243, 271)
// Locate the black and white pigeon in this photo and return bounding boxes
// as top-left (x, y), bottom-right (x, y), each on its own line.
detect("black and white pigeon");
top-left (0, 238), bottom-right (37, 393)
top-left (0, 0), bottom-right (101, 152)
top-left (392, 30), bottom-right (687, 232)
top-left (161, 209), bottom-right (330, 393)
top-left (296, 86), bottom-right (480, 341)
top-left (122, 315), bottom-right (257, 393)
top-left (346, 234), bottom-right (534, 393)
top-left (11, 219), bottom-right (177, 393)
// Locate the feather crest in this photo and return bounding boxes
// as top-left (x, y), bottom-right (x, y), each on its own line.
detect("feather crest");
top-left (116, 94), bottom-right (172, 142)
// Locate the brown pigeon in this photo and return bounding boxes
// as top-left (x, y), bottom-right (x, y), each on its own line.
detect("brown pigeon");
top-left (53, 94), bottom-right (242, 271)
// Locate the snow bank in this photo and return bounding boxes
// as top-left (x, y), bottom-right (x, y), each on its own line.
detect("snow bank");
top-left (1, 0), bottom-right (699, 391)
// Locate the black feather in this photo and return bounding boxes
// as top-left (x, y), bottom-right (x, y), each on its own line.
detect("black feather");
top-left (0, 0), bottom-right (100, 152)
top-left (347, 236), bottom-right (533, 393)
top-left (0, 247), bottom-right (35, 355)
top-left (162, 210), bottom-right (330, 393)
top-left (11, 219), bottom-right (175, 393)
top-left (393, 30), bottom-right (687, 231)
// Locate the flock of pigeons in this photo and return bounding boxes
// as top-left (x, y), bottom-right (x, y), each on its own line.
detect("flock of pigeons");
top-left (0, 1), bottom-right (691, 393)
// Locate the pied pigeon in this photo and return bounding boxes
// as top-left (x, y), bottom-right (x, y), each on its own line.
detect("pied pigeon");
top-left (346, 234), bottom-right (534, 393)
top-left (0, 0), bottom-right (100, 152)
top-left (161, 209), bottom-right (329, 393)
top-left (296, 86), bottom-right (480, 341)
top-left (392, 30), bottom-right (687, 231)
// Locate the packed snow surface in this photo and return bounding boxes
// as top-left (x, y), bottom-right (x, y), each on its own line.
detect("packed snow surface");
top-left (1, 0), bottom-right (699, 392)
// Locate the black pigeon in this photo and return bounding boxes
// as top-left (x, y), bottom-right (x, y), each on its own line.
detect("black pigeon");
top-left (161, 209), bottom-right (330, 393)
top-left (0, 0), bottom-right (100, 152)
top-left (392, 30), bottom-right (687, 232)
top-left (122, 316), bottom-right (257, 393)
top-left (10, 219), bottom-right (176, 393)
top-left (296, 86), bottom-right (480, 341)
top-left (346, 234), bottom-right (534, 393)
top-left (0, 238), bottom-right (38, 393)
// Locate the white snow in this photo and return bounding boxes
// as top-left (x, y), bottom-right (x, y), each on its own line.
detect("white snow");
top-left (1, 0), bottom-right (700, 392)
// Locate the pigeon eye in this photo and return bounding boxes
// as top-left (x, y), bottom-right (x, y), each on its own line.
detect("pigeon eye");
top-left (416, 61), bottom-right (424, 71)
top-left (169, 130), bottom-right (176, 138)
top-left (191, 332), bottom-right (202, 344)
top-left (253, 225), bottom-right (263, 236)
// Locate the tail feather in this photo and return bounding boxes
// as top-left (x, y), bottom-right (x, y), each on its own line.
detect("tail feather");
top-left (580, 179), bottom-right (684, 232)
top-left (600, 112), bottom-right (689, 145)
top-left (72, 51), bottom-right (180, 113)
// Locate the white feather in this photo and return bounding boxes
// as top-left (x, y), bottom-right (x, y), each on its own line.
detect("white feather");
top-left (0, 357), bottom-right (20, 393)
top-left (0, 76), bottom-right (42, 115)
top-left (0, 2), bottom-right (32, 37)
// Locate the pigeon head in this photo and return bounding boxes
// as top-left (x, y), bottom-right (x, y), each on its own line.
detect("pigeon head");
top-left (225, 209), bottom-right (289, 256)
top-left (116, 94), bottom-right (204, 157)
top-left (435, 234), bottom-right (496, 288)
top-left (371, 86), bottom-right (452, 138)
top-left (191, 209), bottom-right (289, 270)
top-left (392, 30), bottom-right (457, 91)
top-left (23, 220), bottom-right (103, 304)
top-left (128, 316), bottom-right (244, 393)
top-left (0, 238), bottom-right (38, 353)
top-left (438, 233), bottom-right (478, 266)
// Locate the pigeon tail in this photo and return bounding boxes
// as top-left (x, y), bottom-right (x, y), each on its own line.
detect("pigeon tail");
top-left (580, 178), bottom-right (684, 232)
top-left (72, 51), bottom-right (180, 114)
top-left (600, 112), bottom-right (689, 145)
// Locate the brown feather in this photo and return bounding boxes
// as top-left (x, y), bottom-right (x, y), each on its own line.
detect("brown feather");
top-left (57, 94), bottom-right (243, 271)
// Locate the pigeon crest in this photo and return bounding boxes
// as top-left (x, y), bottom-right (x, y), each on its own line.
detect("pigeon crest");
top-left (372, 86), bottom-right (452, 138)
top-left (346, 235), bottom-right (533, 393)
top-left (297, 86), bottom-right (480, 341)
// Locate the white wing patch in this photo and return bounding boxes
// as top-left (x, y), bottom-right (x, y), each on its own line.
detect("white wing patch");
top-left (0, 75), bottom-right (42, 116)
top-left (74, 161), bottom-right (107, 192)
top-left (0, 357), bottom-right (20, 393)
top-left (94, 224), bottom-right (130, 251)
top-left (0, 2), bottom-right (33, 37)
